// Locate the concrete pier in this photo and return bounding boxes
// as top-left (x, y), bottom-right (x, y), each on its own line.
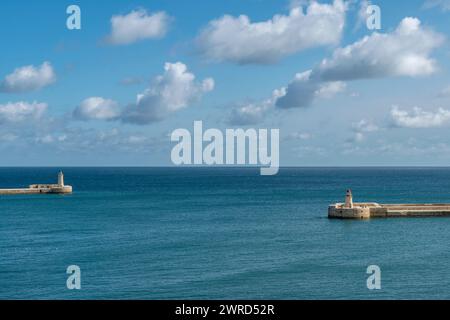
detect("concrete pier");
top-left (0, 171), bottom-right (72, 195)
top-left (328, 190), bottom-right (450, 219)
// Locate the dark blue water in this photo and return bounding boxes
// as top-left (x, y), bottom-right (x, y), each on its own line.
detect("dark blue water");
top-left (2, 167), bottom-right (450, 299)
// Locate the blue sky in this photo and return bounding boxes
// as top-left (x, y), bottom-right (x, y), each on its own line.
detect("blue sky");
top-left (2, 0), bottom-right (450, 166)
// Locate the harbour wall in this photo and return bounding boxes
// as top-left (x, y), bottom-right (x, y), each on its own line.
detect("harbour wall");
top-left (329, 203), bottom-right (450, 219)
top-left (0, 172), bottom-right (73, 195)
top-left (0, 185), bottom-right (72, 195)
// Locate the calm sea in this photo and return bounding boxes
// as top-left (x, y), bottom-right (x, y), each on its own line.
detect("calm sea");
top-left (2, 167), bottom-right (450, 299)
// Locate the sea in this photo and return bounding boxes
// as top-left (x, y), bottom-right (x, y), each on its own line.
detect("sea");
top-left (2, 167), bottom-right (450, 300)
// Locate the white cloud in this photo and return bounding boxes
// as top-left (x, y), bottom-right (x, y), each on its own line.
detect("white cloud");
top-left (276, 17), bottom-right (444, 108)
top-left (37, 134), bottom-right (67, 144)
top-left (106, 9), bottom-right (171, 45)
top-left (276, 70), bottom-right (346, 109)
top-left (196, 0), bottom-right (346, 64)
top-left (228, 88), bottom-right (286, 125)
top-left (122, 62), bottom-right (214, 124)
top-left (25, 125), bottom-right (163, 154)
top-left (390, 106), bottom-right (450, 128)
top-left (349, 119), bottom-right (379, 142)
top-left (318, 18), bottom-right (443, 80)
top-left (228, 103), bottom-right (268, 126)
top-left (315, 81), bottom-right (346, 98)
top-left (0, 101), bottom-right (47, 124)
top-left (352, 119), bottom-right (379, 133)
top-left (353, 132), bottom-right (365, 142)
top-left (73, 97), bottom-right (121, 121)
top-left (286, 132), bottom-right (312, 140)
top-left (35, 134), bottom-right (55, 144)
top-left (0, 62), bottom-right (56, 93)
top-left (228, 74), bottom-right (345, 124)
top-left (127, 135), bottom-right (148, 144)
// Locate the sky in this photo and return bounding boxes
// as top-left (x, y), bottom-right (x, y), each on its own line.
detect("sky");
top-left (2, 0), bottom-right (450, 166)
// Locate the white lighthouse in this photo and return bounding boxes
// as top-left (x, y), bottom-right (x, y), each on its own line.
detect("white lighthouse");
top-left (58, 171), bottom-right (65, 187)
top-left (344, 189), bottom-right (353, 208)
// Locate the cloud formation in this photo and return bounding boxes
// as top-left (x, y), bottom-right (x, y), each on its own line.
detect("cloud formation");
top-left (0, 62), bottom-right (56, 93)
top-left (350, 119), bottom-right (379, 142)
top-left (390, 106), bottom-right (450, 128)
top-left (320, 18), bottom-right (442, 80)
top-left (106, 9), bottom-right (171, 45)
top-left (285, 131), bottom-right (312, 141)
top-left (0, 101), bottom-right (47, 124)
top-left (73, 97), bottom-right (121, 121)
top-left (122, 62), bottom-right (214, 124)
top-left (228, 88), bottom-right (286, 125)
top-left (196, 0), bottom-right (346, 64)
top-left (229, 75), bottom-right (346, 125)
top-left (276, 17), bottom-right (444, 109)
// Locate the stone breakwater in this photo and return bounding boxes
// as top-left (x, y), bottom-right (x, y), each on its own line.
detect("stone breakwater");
top-left (0, 171), bottom-right (72, 195)
top-left (328, 190), bottom-right (450, 219)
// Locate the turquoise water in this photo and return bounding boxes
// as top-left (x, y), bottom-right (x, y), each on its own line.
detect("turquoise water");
top-left (2, 167), bottom-right (450, 299)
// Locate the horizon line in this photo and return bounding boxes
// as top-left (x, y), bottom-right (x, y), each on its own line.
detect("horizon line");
top-left (1, 165), bottom-right (450, 168)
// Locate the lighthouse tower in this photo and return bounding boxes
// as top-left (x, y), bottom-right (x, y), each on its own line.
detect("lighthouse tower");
top-left (344, 189), bottom-right (353, 208)
top-left (58, 171), bottom-right (65, 187)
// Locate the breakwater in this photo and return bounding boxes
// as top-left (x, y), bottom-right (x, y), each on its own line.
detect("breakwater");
top-left (0, 171), bottom-right (72, 195)
top-left (329, 190), bottom-right (450, 219)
